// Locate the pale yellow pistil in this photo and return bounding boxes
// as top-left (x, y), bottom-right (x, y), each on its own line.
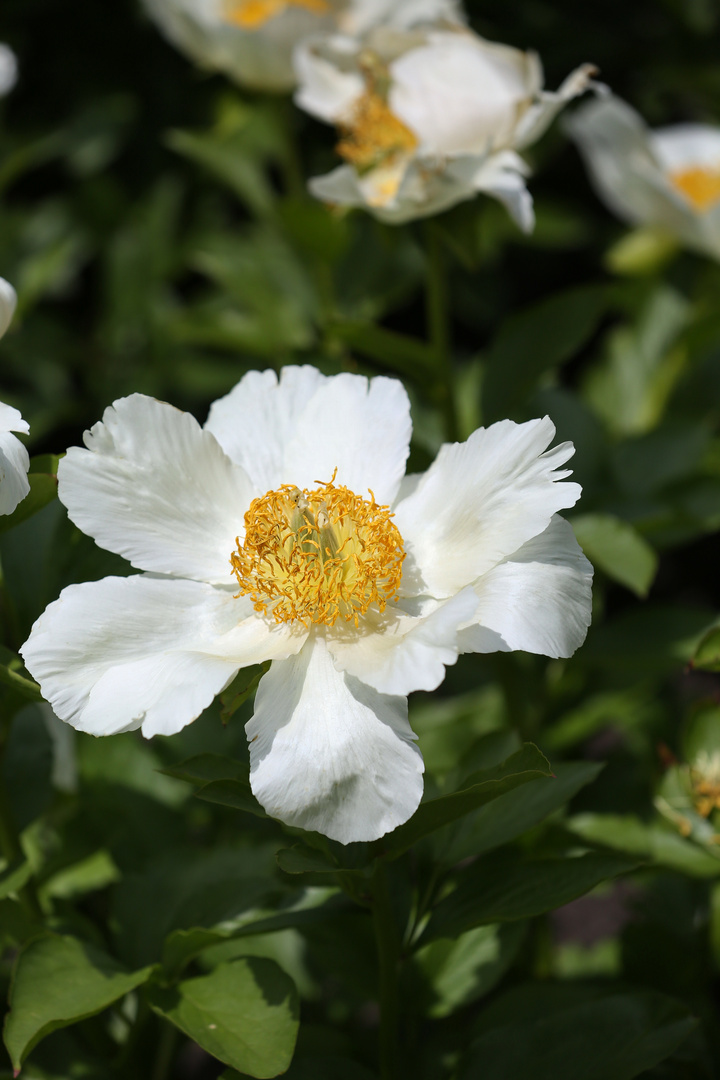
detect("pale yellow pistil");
top-left (669, 165), bottom-right (720, 212)
top-left (223, 0), bottom-right (329, 30)
top-left (337, 90), bottom-right (418, 175)
top-left (231, 474), bottom-right (405, 628)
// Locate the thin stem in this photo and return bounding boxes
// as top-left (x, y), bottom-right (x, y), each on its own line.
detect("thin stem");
top-left (0, 715), bottom-right (42, 919)
top-left (424, 221), bottom-right (459, 443)
top-left (150, 1020), bottom-right (178, 1080)
top-left (371, 862), bottom-right (401, 1080)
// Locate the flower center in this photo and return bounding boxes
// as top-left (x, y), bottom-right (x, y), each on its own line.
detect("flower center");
top-left (336, 89), bottom-right (418, 175)
top-left (668, 165), bottom-right (720, 212)
top-left (231, 473), bottom-right (405, 628)
top-left (223, 0), bottom-right (329, 29)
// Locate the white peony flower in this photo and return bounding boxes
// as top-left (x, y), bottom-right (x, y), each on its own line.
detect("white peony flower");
top-left (567, 95), bottom-right (720, 261)
top-left (21, 367), bottom-right (592, 844)
top-left (141, 0), bottom-right (461, 91)
top-left (0, 43), bottom-right (18, 98)
top-left (295, 26), bottom-right (595, 227)
top-left (0, 278), bottom-right (30, 517)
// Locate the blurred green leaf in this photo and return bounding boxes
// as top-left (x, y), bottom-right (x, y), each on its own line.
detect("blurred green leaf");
top-left (605, 226), bottom-right (679, 276)
top-left (581, 606), bottom-right (713, 674)
top-left (420, 851), bottom-right (641, 944)
top-left (0, 646), bottom-right (42, 701)
top-left (195, 778), bottom-right (266, 817)
top-left (384, 745), bottom-right (552, 858)
top-left (457, 984), bottom-right (696, 1080)
top-left (276, 846), bottom-right (339, 875)
top-left (328, 320), bottom-right (436, 379)
top-left (572, 513), bottom-right (658, 596)
top-left (482, 285), bottom-right (608, 422)
top-left (147, 957), bottom-right (299, 1078)
top-left (0, 454), bottom-right (59, 536)
top-left (690, 627), bottom-right (720, 673)
top-left (3, 934), bottom-right (154, 1072)
top-left (568, 814), bottom-right (720, 878)
top-left (0, 859), bottom-right (33, 900)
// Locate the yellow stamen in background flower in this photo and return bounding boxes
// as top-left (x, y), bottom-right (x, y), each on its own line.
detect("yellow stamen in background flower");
top-left (223, 0), bottom-right (329, 30)
top-left (231, 473), bottom-right (405, 628)
top-left (690, 750), bottom-right (720, 818)
top-left (337, 91), bottom-right (418, 174)
top-left (668, 166), bottom-right (720, 212)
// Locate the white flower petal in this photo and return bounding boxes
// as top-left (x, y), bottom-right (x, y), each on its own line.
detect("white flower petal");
top-left (327, 587), bottom-right (479, 696)
top-left (205, 366), bottom-right (325, 492)
top-left (469, 150), bottom-right (535, 232)
top-left (458, 516), bottom-right (593, 659)
top-left (394, 417), bottom-right (580, 598)
top-left (293, 36), bottom-right (364, 122)
top-left (0, 277), bottom-right (17, 339)
top-left (0, 44), bottom-right (17, 97)
top-left (309, 163), bottom-right (366, 207)
top-left (247, 635), bottom-right (423, 843)
top-left (340, 0), bottom-right (465, 35)
top-left (0, 427), bottom-right (30, 515)
top-left (651, 123), bottom-right (720, 173)
top-left (282, 371), bottom-right (412, 505)
top-left (513, 63), bottom-right (597, 150)
top-left (59, 394), bottom-right (256, 584)
top-left (389, 32), bottom-right (536, 157)
top-left (21, 575), bottom-right (305, 739)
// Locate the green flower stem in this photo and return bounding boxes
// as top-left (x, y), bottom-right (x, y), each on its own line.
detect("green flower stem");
top-left (151, 1019), bottom-right (178, 1080)
top-left (0, 715), bottom-right (42, 919)
top-left (424, 222), bottom-right (459, 443)
top-left (371, 861), bottom-right (401, 1080)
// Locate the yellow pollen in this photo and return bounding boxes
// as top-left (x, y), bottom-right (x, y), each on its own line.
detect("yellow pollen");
top-left (230, 473), bottom-right (405, 628)
top-left (668, 165), bottom-right (720, 212)
top-left (223, 0), bottom-right (329, 30)
top-left (690, 751), bottom-right (720, 818)
top-left (337, 90), bottom-right (418, 174)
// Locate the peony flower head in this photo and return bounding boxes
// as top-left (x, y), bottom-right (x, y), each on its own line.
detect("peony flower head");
top-left (567, 95), bottom-right (720, 261)
top-left (21, 367), bottom-right (592, 843)
top-left (0, 278), bottom-right (30, 517)
top-left (295, 26), bottom-right (595, 227)
top-left (141, 0), bottom-right (459, 92)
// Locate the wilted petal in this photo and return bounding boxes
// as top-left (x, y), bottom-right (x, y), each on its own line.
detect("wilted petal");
top-left (247, 636), bottom-right (424, 843)
top-left (59, 394), bottom-right (257, 584)
top-left (21, 575), bottom-right (305, 738)
top-left (394, 417), bottom-right (580, 598)
top-left (459, 516), bottom-right (593, 658)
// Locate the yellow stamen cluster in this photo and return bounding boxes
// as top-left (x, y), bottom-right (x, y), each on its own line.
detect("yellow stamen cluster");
top-left (223, 0), bottom-right (329, 30)
top-left (669, 166), bottom-right (720, 212)
top-left (690, 751), bottom-right (720, 818)
top-left (337, 90), bottom-right (418, 174)
top-left (230, 475), bottom-right (405, 628)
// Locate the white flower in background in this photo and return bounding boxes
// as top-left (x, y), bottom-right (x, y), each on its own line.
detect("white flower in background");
top-left (0, 44), bottom-right (18, 97)
top-left (142, 0), bottom-right (341, 91)
top-left (0, 278), bottom-right (30, 517)
top-left (21, 368), bottom-right (592, 844)
top-left (141, 0), bottom-right (462, 91)
top-left (567, 95), bottom-right (720, 261)
top-left (295, 27), bottom-right (595, 227)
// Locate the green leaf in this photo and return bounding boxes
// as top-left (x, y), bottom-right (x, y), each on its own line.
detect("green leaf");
top-left (147, 957), bottom-right (299, 1079)
top-left (482, 285), bottom-right (608, 422)
top-left (581, 605), bottom-right (713, 674)
top-left (457, 983), bottom-right (696, 1080)
top-left (568, 813), bottom-right (720, 878)
top-left (384, 745), bottom-right (552, 857)
top-left (0, 860), bottom-right (33, 901)
top-left (195, 778), bottom-right (266, 817)
top-left (420, 851), bottom-right (641, 944)
top-left (571, 513), bottom-right (658, 597)
top-left (415, 922), bottom-right (526, 1018)
top-left (220, 664), bottom-right (269, 721)
top-left (276, 846), bottom-right (339, 875)
top-left (0, 455), bottom-right (60, 536)
top-left (160, 753), bottom-right (249, 786)
top-left (445, 762), bottom-right (603, 863)
top-left (690, 627), bottom-right (720, 673)
top-left (3, 934), bottom-right (154, 1072)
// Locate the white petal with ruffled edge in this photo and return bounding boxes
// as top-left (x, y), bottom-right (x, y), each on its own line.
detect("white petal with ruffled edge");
top-left (394, 417), bottom-right (580, 598)
top-left (0, 395), bottom-right (30, 517)
top-left (59, 394), bottom-right (257, 584)
top-left (205, 366), bottom-right (325, 492)
top-left (327, 588), bottom-right (479, 696)
top-left (21, 575), bottom-right (306, 738)
top-left (247, 636), bottom-right (424, 843)
top-left (458, 516), bottom-right (593, 658)
top-left (207, 367), bottom-right (411, 505)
